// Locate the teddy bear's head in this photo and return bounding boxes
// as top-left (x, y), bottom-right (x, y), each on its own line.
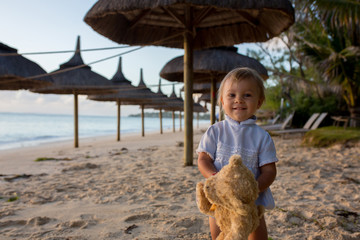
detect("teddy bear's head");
top-left (204, 155), bottom-right (259, 213)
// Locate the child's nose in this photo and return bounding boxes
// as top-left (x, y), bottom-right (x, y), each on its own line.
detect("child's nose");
top-left (234, 96), bottom-right (244, 103)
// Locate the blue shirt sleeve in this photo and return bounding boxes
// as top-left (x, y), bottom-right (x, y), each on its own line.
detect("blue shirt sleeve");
top-left (196, 126), bottom-right (217, 161)
top-left (258, 133), bottom-right (278, 167)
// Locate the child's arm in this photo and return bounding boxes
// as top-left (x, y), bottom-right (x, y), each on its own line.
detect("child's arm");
top-left (257, 162), bottom-right (277, 193)
top-left (198, 152), bottom-right (218, 179)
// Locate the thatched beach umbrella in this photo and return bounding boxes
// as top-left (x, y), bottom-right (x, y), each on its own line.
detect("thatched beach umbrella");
top-left (191, 82), bottom-right (220, 94)
top-left (144, 78), bottom-right (173, 134)
top-left (161, 46), bottom-right (268, 124)
top-left (146, 84), bottom-right (207, 132)
top-left (145, 83), bottom-right (183, 133)
top-left (166, 85), bottom-right (186, 132)
top-left (88, 57), bottom-right (147, 141)
top-left (0, 42), bottom-right (53, 90)
top-left (161, 46), bottom-right (268, 82)
top-left (84, 0), bottom-right (295, 166)
top-left (199, 93), bottom-right (211, 104)
top-left (136, 69), bottom-right (170, 136)
top-left (31, 36), bottom-right (117, 148)
top-left (89, 67), bottom-right (168, 138)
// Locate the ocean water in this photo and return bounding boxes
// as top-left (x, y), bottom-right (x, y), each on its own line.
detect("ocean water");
top-left (0, 112), bottom-right (208, 150)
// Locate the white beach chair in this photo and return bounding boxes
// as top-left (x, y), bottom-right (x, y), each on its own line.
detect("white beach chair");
top-left (261, 112), bottom-right (295, 131)
top-left (272, 112), bottom-right (328, 135)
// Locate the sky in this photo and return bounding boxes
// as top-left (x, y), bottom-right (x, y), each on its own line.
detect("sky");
top-left (0, 0), bottom-right (260, 117)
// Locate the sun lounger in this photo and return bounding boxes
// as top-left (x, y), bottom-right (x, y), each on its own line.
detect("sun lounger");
top-left (267, 114), bottom-right (280, 125)
top-left (272, 112), bottom-right (328, 135)
top-left (258, 114), bottom-right (280, 126)
top-left (261, 112), bottom-right (294, 131)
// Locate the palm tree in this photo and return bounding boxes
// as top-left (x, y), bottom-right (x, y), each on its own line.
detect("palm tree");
top-left (297, 0), bottom-right (360, 127)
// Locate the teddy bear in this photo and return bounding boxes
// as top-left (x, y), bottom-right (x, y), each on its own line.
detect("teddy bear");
top-left (196, 155), bottom-right (264, 240)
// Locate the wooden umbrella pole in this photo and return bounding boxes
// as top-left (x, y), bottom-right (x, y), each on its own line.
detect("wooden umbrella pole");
top-left (211, 77), bottom-right (216, 125)
top-left (141, 104), bottom-right (145, 137)
top-left (179, 111), bottom-right (182, 131)
top-left (197, 112), bottom-right (199, 128)
top-left (117, 100), bottom-right (121, 141)
top-left (172, 110), bottom-right (175, 132)
top-left (159, 109), bottom-right (163, 134)
top-left (183, 5), bottom-right (194, 166)
top-left (74, 92), bottom-right (79, 148)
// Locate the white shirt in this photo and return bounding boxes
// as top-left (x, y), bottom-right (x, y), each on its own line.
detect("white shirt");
top-left (196, 115), bottom-right (278, 209)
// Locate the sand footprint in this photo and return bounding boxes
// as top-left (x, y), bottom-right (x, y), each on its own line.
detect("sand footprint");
top-left (0, 219), bottom-right (27, 228)
top-left (168, 216), bottom-right (204, 234)
top-left (124, 213), bottom-right (155, 223)
top-left (27, 216), bottom-right (53, 226)
top-left (62, 163), bottom-right (99, 172)
top-left (56, 214), bottom-right (98, 230)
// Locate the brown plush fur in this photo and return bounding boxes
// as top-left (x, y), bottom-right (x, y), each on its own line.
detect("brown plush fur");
top-left (196, 155), bottom-right (264, 240)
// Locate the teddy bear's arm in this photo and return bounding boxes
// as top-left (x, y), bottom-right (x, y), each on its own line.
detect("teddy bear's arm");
top-left (196, 182), bottom-right (214, 216)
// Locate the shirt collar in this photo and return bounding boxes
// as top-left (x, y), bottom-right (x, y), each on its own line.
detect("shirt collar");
top-left (225, 114), bottom-right (257, 126)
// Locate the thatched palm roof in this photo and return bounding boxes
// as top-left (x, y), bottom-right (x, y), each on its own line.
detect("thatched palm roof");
top-left (194, 102), bottom-right (207, 113)
top-left (145, 83), bottom-right (183, 111)
top-left (160, 46), bottom-right (268, 82)
top-left (187, 82), bottom-right (221, 94)
top-left (88, 57), bottom-right (146, 104)
top-left (90, 68), bottom-right (168, 105)
top-left (146, 84), bottom-right (206, 113)
top-left (84, 0), bottom-right (295, 49)
top-left (199, 93), bottom-right (211, 103)
top-left (135, 69), bottom-right (169, 104)
top-left (32, 36), bottom-right (115, 95)
top-left (0, 42), bottom-right (53, 90)
top-left (110, 57), bottom-right (131, 85)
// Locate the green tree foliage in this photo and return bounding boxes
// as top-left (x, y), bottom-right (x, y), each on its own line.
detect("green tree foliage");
top-left (250, 0), bottom-right (360, 127)
top-left (296, 0), bottom-right (360, 126)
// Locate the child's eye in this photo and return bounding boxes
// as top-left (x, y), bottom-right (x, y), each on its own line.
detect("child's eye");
top-left (227, 93), bottom-right (236, 97)
top-left (244, 93), bottom-right (252, 98)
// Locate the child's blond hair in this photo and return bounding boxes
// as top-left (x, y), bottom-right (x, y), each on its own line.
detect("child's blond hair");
top-left (217, 67), bottom-right (265, 112)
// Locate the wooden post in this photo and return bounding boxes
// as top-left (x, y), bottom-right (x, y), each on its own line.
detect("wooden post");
top-left (172, 110), bottom-right (175, 132)
top-left (197, 112), bottom-right (200, 128)
top-left (183, 5), bottom-right (194, 166)
top-left (159, 109), bottom-right (163, 134)
top-left (211, 77), bottom-right (216, 125)
top-left (117, 100), bottom-right (121, 141)
top-left (74, 92), bottom-right (79, 148)
top-left (141, 104), bottom-right (145, 137)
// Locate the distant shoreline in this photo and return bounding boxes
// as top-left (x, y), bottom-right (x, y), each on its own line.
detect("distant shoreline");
top-left (0, 111), bottom-right (211, 120)
top-left (128, 112), bottom-right (210, 119)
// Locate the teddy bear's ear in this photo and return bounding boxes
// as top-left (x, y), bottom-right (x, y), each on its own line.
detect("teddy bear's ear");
top-left (229, 155), bottom-right (242, 166)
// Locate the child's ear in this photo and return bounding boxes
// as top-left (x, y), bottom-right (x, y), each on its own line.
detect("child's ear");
top-left (257, 98), bottom-right (264, 109)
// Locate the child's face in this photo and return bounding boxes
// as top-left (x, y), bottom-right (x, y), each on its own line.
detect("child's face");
top-left (221, 78), bottom-right (263, 123)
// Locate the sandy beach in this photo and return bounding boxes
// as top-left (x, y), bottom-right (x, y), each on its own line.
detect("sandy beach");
top-left (0, 127), bottom-right (359, 240)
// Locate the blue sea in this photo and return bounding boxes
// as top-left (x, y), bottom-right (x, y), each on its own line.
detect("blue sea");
top-left (0, 112), bottom-right (209, 150)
